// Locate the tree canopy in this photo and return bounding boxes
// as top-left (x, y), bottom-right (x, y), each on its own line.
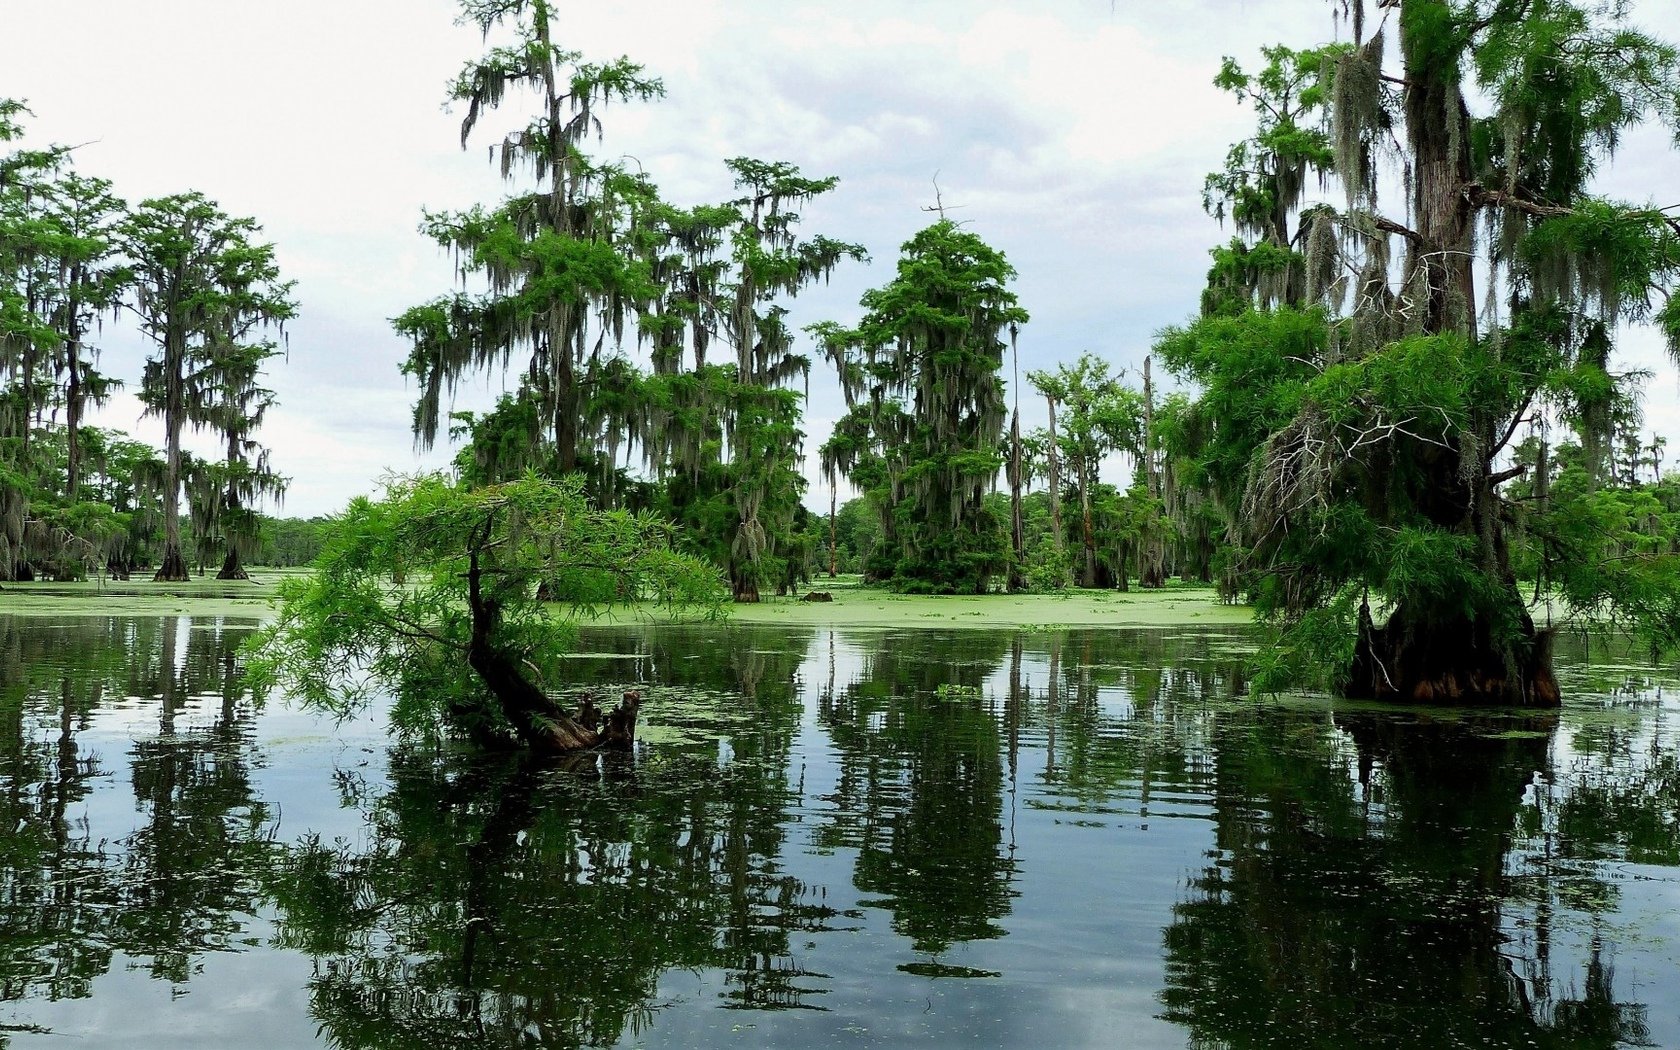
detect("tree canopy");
top-left (246, 474), bottom-right (726, 752)
top-left (816, 220), bottom-right (1028, 593)
top-left (1160, 0), bottom-right (1680, 704)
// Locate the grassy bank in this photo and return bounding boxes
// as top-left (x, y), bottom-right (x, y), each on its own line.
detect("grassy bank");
top-left (589, 577), bottom-right (1254, 630)
top-left (0, 570), bottom-right (302, 619)
top-left (0, 570), bottom-right (1253, 629)
top-left (724, 579), bottom-right (1251, 629)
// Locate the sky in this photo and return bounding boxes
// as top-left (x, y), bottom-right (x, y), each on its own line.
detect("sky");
top-left (3, 0), bottom-right (1679, 517)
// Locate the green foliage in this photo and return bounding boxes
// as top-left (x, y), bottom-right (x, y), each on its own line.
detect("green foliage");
top-left (1169, 2), bottom-right (1680, 697)
top-left (817, 221), bottom-right (1027, 593)
top-left (245, 474), bottom-right (726, 743)
top-left (401, 10), bottom-right (863, 604)
top-left (1250, 587), bottom-right (1361, 694)
top-left (123, 191), bottom-right (295, 577)
top-left (1027, 353), bottom-right (1147, 587)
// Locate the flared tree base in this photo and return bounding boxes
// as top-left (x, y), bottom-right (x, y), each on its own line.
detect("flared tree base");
top-left (1346, 603), bottom-right (1560, 707)
top-left (154, 545), bottom-right (190, 583)
top-left (216, 547), bottom-right (249, 581)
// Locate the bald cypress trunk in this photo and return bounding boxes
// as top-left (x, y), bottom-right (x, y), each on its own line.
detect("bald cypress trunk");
top-left (1344, 0), bottom-right (1554, 706)
top-left (1009, 408), bottom-right (1025, 592)
top-left (154, 336), bottom-right (189, 582)
top-left (1139, 355), bottom-right (1166, 589)
top-left (1046, 396), bottom-right (1065, 567)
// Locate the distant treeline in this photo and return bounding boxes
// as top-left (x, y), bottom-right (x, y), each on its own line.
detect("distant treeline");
top-left (2, 101), bottom-right (291, 582)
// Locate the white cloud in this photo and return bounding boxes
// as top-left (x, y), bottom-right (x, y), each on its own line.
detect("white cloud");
top-left (5, 0), bottom-right (1679, 515)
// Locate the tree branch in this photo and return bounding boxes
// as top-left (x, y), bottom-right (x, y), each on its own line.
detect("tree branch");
top-left (1462, 182), bottom-right (1572, 218)
top-left (1489, 392), bottom-right (1537, 463)
top-left (1489, 464), bottom-right (1528, 487)
top-left (1369, 214), bottom-right (1424, 242)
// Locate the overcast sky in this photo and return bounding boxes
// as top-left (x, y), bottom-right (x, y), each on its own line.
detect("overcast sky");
top-left (4, 0), bottom-right (1678, 517)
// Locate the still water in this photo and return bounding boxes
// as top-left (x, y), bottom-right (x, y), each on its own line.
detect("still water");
top-left (0, 615), bottom-right (1676, 1048)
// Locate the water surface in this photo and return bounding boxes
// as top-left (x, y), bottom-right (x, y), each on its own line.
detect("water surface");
top-left (1, 616), bottom-right (1675, 1047)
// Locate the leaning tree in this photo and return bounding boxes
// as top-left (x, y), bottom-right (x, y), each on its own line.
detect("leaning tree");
top-left (123, 192), bottom-right (294, 581)
top-left (246, 474), bottom-right (726, 752)
top-left (1161, 1), bottom-right (1680, 704)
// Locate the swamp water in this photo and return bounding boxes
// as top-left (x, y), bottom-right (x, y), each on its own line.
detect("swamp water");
top-left (0, 614), bottom-right (1676, 1048)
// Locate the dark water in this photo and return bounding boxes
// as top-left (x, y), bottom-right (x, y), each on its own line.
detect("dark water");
top-left (1, 616), bottom-right (1676, 1048)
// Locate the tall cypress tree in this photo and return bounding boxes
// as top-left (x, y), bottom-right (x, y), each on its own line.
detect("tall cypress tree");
top-left (817, 221), bottom-right (1028, 593)
top-left (123, 193), bottom-right (294, 581)
top-left (1161, 1), bottom-right (1680, 703)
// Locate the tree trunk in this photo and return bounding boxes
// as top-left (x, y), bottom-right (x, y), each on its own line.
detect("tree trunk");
top-left (466, 548), bottom-right (640, 751)
top-left (65, 302), bottom-right (84, 501)
top-left (1079, 464), bottom-right (1096, 588)
top-left (1362, 2), bottom-right (1552, 703)
top-left (828, 485), bottom-right (838, 578)
top-left (1139, 356), bottom-right (1167, 589)
top-left (1347, 598), bottom-right (1559, 706)
top-left (155, 335), bottom-right (189, 583)
top-left (216, 546), bottom-right (248, 581)
top-left (1046, 395), bottom-right (1065, 563)
top-left (1008, 408), bottom-right (1025, 592)
top-left (732, 562), bottom-right (761, 603)
top-left (154, 544), bottom-right (188, 582)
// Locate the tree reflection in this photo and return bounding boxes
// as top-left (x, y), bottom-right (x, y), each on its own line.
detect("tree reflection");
top-left (1160, 709), bottom-right (1657, 1048)
top-left (265, 624), bottom-right (840, 1048)
top-left (3, 616), bottom-right (1675, 1047)
top-left (0, 616), bottom-right (270, 1012)
top-left (814, 630), bottom-right (1017, 957)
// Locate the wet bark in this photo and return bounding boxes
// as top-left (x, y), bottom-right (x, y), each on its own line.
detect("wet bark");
top-left (1347, 599), bottom-right (1559, 707)
top-left (466, 546), bottom-right (640, 751)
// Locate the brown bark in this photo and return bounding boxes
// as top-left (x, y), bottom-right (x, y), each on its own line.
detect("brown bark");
top-left (1347, 599), bottom-right (1559, 707)
top-left (154, 543), bottom-right (189, 583)
top-left (466, 545), bottom-right (641, 751)
top-left (216, 546), bottom-right (248, 581)
top-left (732, 569), bottom-right (761, 604)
